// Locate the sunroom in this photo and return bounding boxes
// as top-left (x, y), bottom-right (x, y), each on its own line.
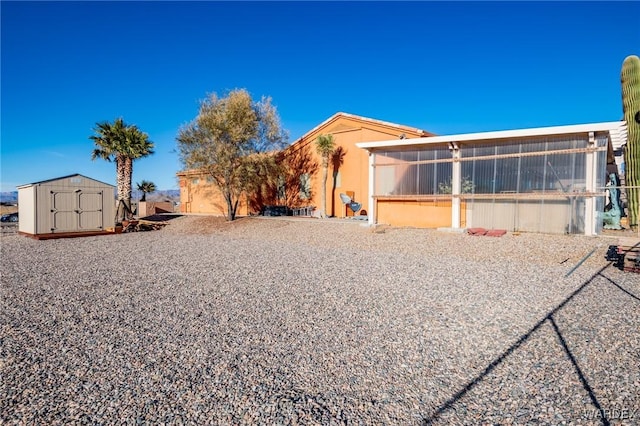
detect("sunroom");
top-left (356, 121), bottom-right (628, 235)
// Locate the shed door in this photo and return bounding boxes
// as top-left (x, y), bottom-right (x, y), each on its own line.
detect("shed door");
top-left (50, 190), bottom-right (104, 232)
top-left (78, 191), bottom-right (104, 230)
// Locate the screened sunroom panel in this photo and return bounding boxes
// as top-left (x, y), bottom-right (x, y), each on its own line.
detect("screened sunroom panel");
top-left (463, 151), bottom-right (587, 195)
top-left (397, 164), bottom-right (419, 195)
top-left (435, 162), bottom-right (453, 194)
top-left (461, 145), bottom-right (494, 158)
top-left (463, 159), bottom-right (496, 194)
top-left (596, 150), bottom-right (608, 189)
top-left (518, 154), bottom-right (547, 192)
top-left (376, 162), bottom-right (455, 196)
top-left (465, 200), bottom-right (516, 230)
top-left (375, 165), bottom-right (397, 195)
top-left (376, 150), bottom-right (422, 163)
top-left (517, 199), bottom-right (575, 234)
top-left (431, 148), bottom-right (452, 162)
top-left (546, 153), bottom-right (586, 192)
top-left (461, 136), bottom-right (589, 158)
top-left (402, 150), bottom-right (420, 162)
top-left (417, 164), bottom-right (436, 194)
top-left (466, 198), bottom-right (584, 234)
top-left (375, 152), bottom-right (399, 165)
top-left (519, 141), bottom-right (547, 154)
top-left (496, 143), bottom-right (521, 156)
top-left (494, 157), bottom-right (520, 193)
top-left (594, 196), bottom-right (605, 235)
top-left (570, 197), bottom-right (587, 234)
top-left (374, 148), bottom-right (450, 164)
top-left (460, 162), bottom-right (477, 194)
top-left (373, 148), bottom-right (453, 196)
top-left (595, 135), bottom-right (608, 148)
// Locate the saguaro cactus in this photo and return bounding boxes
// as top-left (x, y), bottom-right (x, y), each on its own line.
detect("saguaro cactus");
top-left (622, 55), bottom-right (640, 228)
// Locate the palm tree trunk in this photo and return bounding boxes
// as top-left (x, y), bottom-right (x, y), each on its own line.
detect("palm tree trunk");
top-left (123, 157), bottom-right (133, 220)
top-left (321, 160), bottom-right (328, 218)
top-left (116, 156), bottom-right (128, 224)
top-left (331, 170), bottom-right (338, 217)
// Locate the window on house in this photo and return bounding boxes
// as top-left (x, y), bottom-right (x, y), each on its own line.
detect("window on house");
top-left (299, 173), bottom-right (311, 200)
top-left (192, 178), bottom-right (199, 185)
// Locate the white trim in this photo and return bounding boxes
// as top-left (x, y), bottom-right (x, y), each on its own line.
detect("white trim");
top-left (356, 121), bottom-right (627, 151)
top-left (289, 112), bottom-right (431, 148)
top-left (17, 173), bottom-right (115, 189)
top-left (584, 132), bottom-right (598, 236)
top-left (451, 146), bottom-right (461, 228)
top-left (368, 152), bottom-right (375, 226)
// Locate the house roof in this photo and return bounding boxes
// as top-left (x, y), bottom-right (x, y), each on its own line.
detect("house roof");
top-left (17, 173), bottom-right (115, 189)
top-left (356, 121), bottom-right (628, 151)
top-left (288, 112), bottom-right (434, 148)
top-left (177, 112), bottom-right (435, 175)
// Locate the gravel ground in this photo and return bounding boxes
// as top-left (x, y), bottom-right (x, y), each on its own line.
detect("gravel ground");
top-left (1, 216), bottom-right (639, 425)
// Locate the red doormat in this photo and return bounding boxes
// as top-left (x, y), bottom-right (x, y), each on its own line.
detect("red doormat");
top-left (467, 227), bottom-right (487, 236)
top-left (466, 228), bottom-right (507, 237)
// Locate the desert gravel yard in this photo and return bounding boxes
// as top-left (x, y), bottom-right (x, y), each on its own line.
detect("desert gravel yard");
top-left (1, 216), bottom-right (639, 425)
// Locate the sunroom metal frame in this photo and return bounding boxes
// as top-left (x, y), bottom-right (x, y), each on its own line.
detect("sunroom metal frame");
top-left (356, 121), bottom-right (628, 235)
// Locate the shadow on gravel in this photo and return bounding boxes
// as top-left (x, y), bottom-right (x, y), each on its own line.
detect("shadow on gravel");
top-left (422, 262), bottom-right (639, 426)
top-left (598, 273), bottom-right (640, 302)
top-left (139, 214), bottom-right (183, 222)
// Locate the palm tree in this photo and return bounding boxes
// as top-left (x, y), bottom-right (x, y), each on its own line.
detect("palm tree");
top-left (90, 118), bottom-right (154, 223)
top-left (136, 180), bottom-right (157, 202)
top-left (330, 146), bottom-right (346, 217)
top-left (315, 134), bottom-right (335, 218)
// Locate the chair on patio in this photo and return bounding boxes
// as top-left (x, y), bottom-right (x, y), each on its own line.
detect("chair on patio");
top-left (339, 193), bottom-right (362, 217)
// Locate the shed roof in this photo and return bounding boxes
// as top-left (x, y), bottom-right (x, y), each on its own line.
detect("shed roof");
top-left (17, 173), bottom-right (115, 189)
top-left (356, 121), bottom-right (628, 151)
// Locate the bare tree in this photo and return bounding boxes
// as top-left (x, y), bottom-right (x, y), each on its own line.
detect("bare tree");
top-left (177, 89), bottom-right (287, 220)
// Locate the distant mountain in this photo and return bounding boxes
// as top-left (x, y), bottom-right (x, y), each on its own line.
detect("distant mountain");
top-left (132, 189), bottom-right (180, 202)
top-left (0, 190), bottom-right (180, 204)
top-left (0, 191), bottom-right (18, 204)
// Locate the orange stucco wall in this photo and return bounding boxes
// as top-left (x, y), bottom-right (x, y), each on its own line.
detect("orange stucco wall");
top-left (289, 114), bottom-right (428, 217)
top-left (176, 113), bottom-right (430, 217)
top-left (376, 199), bottom-right (467, 228)
top-left (178, 176), bottom-right (249, 216)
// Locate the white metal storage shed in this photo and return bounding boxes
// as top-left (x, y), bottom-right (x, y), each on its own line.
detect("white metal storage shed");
top-left (17, 174), bottom-right (115, 236)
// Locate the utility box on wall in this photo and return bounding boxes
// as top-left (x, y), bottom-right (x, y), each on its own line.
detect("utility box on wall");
top-left (17, 174), bottom-right (115, 236)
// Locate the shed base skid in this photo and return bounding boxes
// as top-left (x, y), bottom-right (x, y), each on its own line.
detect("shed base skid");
top-left (19, 230), bottom-right (119, 240)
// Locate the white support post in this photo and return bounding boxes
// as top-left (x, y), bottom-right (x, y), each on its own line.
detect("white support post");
top-left (368, 151), bottom-right (376, 226)
top-left (450, 142), bottom-right (461, 228)
top-left (585, 132), bottom-right (596, 236)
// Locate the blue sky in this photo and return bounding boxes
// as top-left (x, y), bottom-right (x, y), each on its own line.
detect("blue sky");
top-left (1, 1), bottom-right (638, 192)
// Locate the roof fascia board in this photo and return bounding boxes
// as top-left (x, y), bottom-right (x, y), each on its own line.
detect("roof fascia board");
top-left (17, 173), bottom-right (115, 189)
top-left (287, 112), bottom-right (431, 151)
top-left (356, 121), bottom-right (627, 150)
